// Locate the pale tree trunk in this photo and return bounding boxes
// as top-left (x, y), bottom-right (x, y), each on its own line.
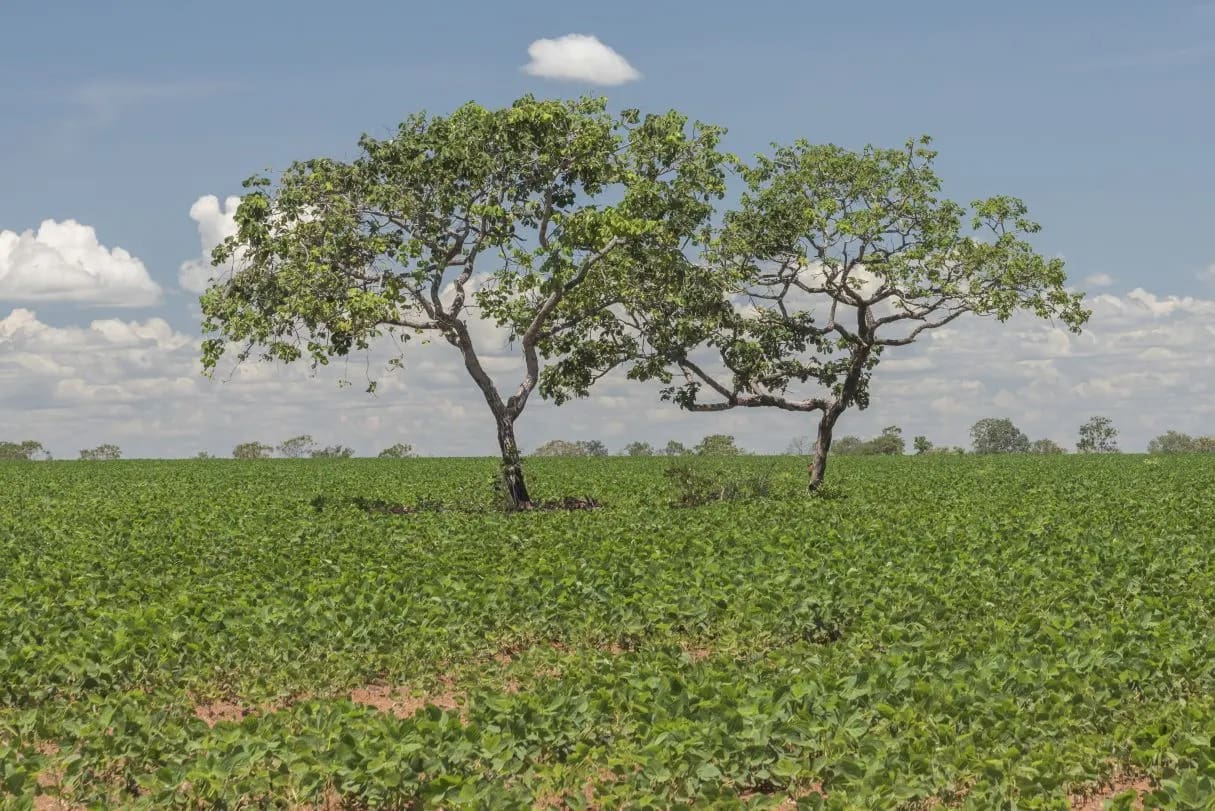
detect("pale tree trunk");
top-left (495, 415), bottom-right (532, 510)
top-left (809, 409), bottom-right (841, 492)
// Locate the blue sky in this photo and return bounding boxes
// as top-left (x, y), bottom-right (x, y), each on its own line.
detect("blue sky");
top-left (2, 0), bottom-right (1214, 456)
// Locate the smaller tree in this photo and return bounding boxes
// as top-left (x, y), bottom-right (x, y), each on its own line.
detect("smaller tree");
top-left (377, 443), bottom-right (415, 458)
top-left (278, 434), bottom-right (316, 459)
top-left (1030, 438), bottom-right (1066, 455)
top-left (195, 451), bottom-right (217, 460)
top-left (695, 434), bottom-right (744, 456)
top-left (79, 444), bottom-right (122, 461)
top-left (1147, 431), bottom-right (1215, 454)
top-left (623, 441), bottom-right (655, 456)
top-left (0, 440), bottom-right (49, 461)
top-left (867, 426), bottom-right (905, 456)
top-left (576, 440), bottom-right (610, 457)
top-left (533, 440), bottom-right (587, 457)
top-left (233, 441), bottom-right (274, 459)
top-left (1076, 416), bottom-right (1118, 454)
top-left (311, 445), bottom-right (355, 459)
top-left (830, 436), bottom-right (866, 456)
top-left (970, 418), bottom-right (1030, 454)
top-left (913, 436), bottom-right (933, 455)
top-left (662, 440), bottom-right (690, 456)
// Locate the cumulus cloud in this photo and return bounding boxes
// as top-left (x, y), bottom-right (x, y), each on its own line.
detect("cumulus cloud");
top-left (179, 195), bottom-right (241, 293)
top-left (4, 280), bottom-right (1215, 458)
top-left (0, 220), bottom-right (161, 307)
top-left (522, 34), bottom-right (641, 85)
top-left (1084, 272), bottom-right (1114, 287)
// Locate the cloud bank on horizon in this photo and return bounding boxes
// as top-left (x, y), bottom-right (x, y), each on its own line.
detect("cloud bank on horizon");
top-left (522, 34), bottom-right (641, 85)
top-left (1, 195), bottom-right (1214, 458)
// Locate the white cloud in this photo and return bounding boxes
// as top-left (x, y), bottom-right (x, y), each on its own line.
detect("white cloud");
top-left (5, 273), bottom-right (1215, 458)
top-left (179, 195), bottom-right (241, 293)
top-left (1084, 272), bottom-right (1114, 287)
top-left (522, 34), bottom-right (641, 85)
top-left (0, 220), bottom-right (161, 307)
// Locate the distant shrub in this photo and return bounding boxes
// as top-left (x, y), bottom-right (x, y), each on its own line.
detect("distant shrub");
top-left (663, 462), bottom-right (773, 507)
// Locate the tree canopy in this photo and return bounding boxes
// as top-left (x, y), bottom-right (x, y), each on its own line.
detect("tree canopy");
top-left (576, 137), bottom-right (1088, 489)
top-left (970, 418), bottom-right (1031, 454)
top-left (200, 95), bottom-right (727, 508)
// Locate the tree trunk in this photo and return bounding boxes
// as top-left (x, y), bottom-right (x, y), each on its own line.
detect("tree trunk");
top-left (496, 416), bottom-right (533, 510)
top-left (809, 410), bottom-right (840, 492)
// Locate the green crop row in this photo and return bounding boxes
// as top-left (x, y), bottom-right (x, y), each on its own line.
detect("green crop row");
top-left (2, 455), bottom-right (1214, 808)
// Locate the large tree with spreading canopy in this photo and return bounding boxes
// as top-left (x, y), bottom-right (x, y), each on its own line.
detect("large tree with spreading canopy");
top-left (199, 96), bottom-right (727, 508)
top-left (589, 137), bottom-right (1089, 490)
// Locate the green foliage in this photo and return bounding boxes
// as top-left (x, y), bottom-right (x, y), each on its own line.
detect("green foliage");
top-left (576, 440), bottom-right (609, 458)
top-left (622, 441), bottom-right (655, 457)
top-left (197, 95), bottom-right (728, 509)
top-left (311, 444), bottom-right (356, 459)
top-left (277, 434), bottom-right (316, 459)
top-left (1076, 415), bottom-right (1119, 454)
top-left (0, 440), bottom-right (48, 461)
top-left (661, 460), bottom-right (776, 506)
top-left (693, 434), bottom-right (744, 456)
top-left (1147, 431), bottom-right (1215, 454)
top-left (912, 435), bottom-right (932, 455)
top-left (831, 426), bottom-right (904, 456)
top-left (377, 443), bottom-right (415, 459)
top-left (6, 456), bottom-right (1215, 807)
top-left (77, 444), bottom-right (121, 461)
top-left (606, 135), bottom-right (1089, 491)
top-left (970, 417), bottom-right (1031, 454)
top-left (661, 440), bottom-right (690, 456)
top-left (232, 441), bottom-right (273, 460)
top-left (1031, 438), bottom-right (1067, 455)
top-left (533, 440), bottom-right (586, 457)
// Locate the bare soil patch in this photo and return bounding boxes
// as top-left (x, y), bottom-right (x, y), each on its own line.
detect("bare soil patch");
top-left (348, 679), bottom-right (462, 720)
top-left (1070, 774), bottom-right (1153, 810)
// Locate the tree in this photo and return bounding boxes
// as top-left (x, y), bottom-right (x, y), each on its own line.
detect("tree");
top-left (1030, 438), bottom-right (1066, 454)
top-left (79, 444), bottom-right (121, 461)
top-left (830, 436), bottom-right (866, 456)
top-left (278, 434), bottom-right (316, 459)
top-left (576, 440), bottom-right (610, 457)
top-left (662, 440), bottom-right (690, 457)
top-left (195, 451), bottom-right (217, 460)
top-left (694, 434), bottom-right (744, 456)
top-left (786, 436), bottom-right (812, 455)
top-left (602, 137), bottom-right (1088, 491)
top-left (199, 96), bottom-right (727, 510)
top-left (377, 443), bottom-right (414, 458)
top-left (622, 441), bottom-right (655, 456)
top-left (1076, 416), bottom-right (1119, 454)
top-left (970, 418), bottom-right (1030, 454)
top-left (311, 444), bottom-right (355, 458)
top-left (913, 435), bottom-right (933, 455)
top-left (233, 441), bottom-right (273, 459)
top-left (533, 440), bottom-right (586, 457)
top-left (867, 425), bottom-right (905, 456)
top-left (1147, 431), bottom-right (1215, 454)
top-left (0, 440), bottom-right (49, 461)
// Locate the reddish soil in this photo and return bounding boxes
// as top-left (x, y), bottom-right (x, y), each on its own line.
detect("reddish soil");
top-left (348, 679), bottom-right (461, 720)
top-left (190, 694), bottom-right (295, 727)
top-left (1070, 774), bottom-right (1153, 809)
